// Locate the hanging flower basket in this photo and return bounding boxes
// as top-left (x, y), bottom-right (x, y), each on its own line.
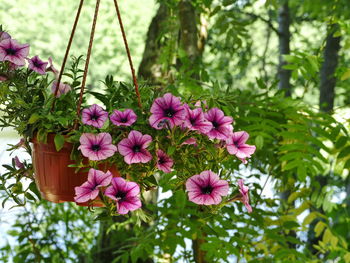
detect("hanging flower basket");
top-left (32, 133), bottom-right (119, 206)
top-left (0, 0), bottom-right (257, 217)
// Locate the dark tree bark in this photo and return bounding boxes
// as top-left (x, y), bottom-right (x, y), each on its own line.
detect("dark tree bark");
top-left (138, 3), bottom-right (169, 82)
top-left (178, 0), bottom-right (201, 63)
top-left (277, 0), bottom-right (292, 97)
top-left (277, 0), bottom-right (298, 250)
top-left (307, 22), bottom-right (341, 255)
top-left (319, 23), bottom-right (341, 112)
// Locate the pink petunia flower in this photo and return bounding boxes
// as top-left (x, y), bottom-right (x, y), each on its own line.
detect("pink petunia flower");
top-left (0, 39), bottom-right (29, 66)
top-left (149, 93), bottom-right (186, 129)
top-left (117, 130), bottom-right (152, 164)
top-left (46, 57), bottom-right (59, 77)
top-left (14, 156), bottom-right (24, 169)
top-left (0, 31), bottom-right (11, 42)
top-left (156, 150), bottom-right (174, 173)
top-left (9, 62), bottom-right (20, 70)
top-left (27, 55), bottom-right (48, 75)
top-left (194, 100), bottom-right (208, 109)
top-left (82, 104), bottom-right (108, 128)
top-left (181, 137), bottom-right (197, 146)
top-left (78, 133), bottom-right (117, 161)
top-left (238, 179), bottom-right (252, 213)
top-left (182, 105), bottom-right (213, 134)
top-left (239, 158), bottom-right (248, 164)
top-left (186, 170), bottom-right (229, 205)
top-left (226, 131), bottom-right (256, 159)
top-left (74, 168), bottom-right (112, 203)
top-left (110, 109), bottom-right (137, 126)
top-left (15, 138), bottom-right (26, 148)
top-left (51, 80), bottom-right (71, 97)
top-left (104, 177), bottom-right (142, 214)
top-left (204, 108), bottom-right (233, 140)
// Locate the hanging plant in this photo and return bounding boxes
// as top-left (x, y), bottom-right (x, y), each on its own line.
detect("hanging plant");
top-left (0, 0), bottom-right (256, 218)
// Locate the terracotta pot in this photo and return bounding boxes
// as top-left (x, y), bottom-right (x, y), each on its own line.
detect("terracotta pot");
top-left (32, 134), bottom-right (119, 206)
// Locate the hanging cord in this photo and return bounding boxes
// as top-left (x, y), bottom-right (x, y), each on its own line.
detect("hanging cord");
top-left (51, 0), bottom-right (85, 111)
top-left (75, 0), bottom-right (101, 128)
top-left (113, 0), bottom-right (142, 109)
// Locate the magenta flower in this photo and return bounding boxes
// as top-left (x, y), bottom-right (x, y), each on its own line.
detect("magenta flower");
top-left (194, 100), bottom-right (207, 108)
top-left (27, 56), bottom-right (48, 75)
top-left (238, 179), bottom-right (252, 213)
top-left (110, 109), bottom-right (137, 126)
top-left (0, 39), bottom-right (29, 66)
top-left (51, 81), bottom-right (71, 97)
top-left (74, 169), bottom-right (112, 203)
top-left (9, 63), bottom-right (20, 70)
top-left (78, 133), bottom-right (117, 161)
top-left (156, 150), bottom-right (173, 173)
top-left (15, 138), bottom-right (26, 148)
top-left (186, 170), bottom-right (229, 205)
top-left (183, 106), bottom-right (212, 134)
top-left (239, 158), bottom-right (248, 164)
top-left (118, 130), bottom-right (152, 164)
top-left (204, 108), bottom-right (233, 140)
top-left (82, 104), bottom-right (108, 128)
top-left (14, 156), bottom-right (24, 169)
top-left (149, 93), bottom-right (186, 129)
top-left (0, 75), bottom-right (7, 82)
top-left (47, 57), bottom-right (59, 77)
top-left (181, 137), bottom-right (197, 146)
top-left (226, 131), bottom-right (256, 159)
top-left (104, 177), bottom-right (142, 214)
top-left (0, 31), bottom-right (11, 42)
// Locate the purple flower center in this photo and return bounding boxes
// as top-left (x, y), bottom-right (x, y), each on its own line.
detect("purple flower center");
top-left (212, 121), bottom-right (219, 128)
top-left (190, 117), bottom-right (197, 125)
top-left (33, 60), bottom-right (42, 67)
top-left (91, 144), bottom-right (101, 151)
top-left (133, 145), bottom-right (141, 152)
top-left (201, 185), bottom-right (213, 194)
top-left (158, 157), bottom-right (165, 164)
top-left (90, 114), bottom-right (99, 121)
top-left (121, 117), bottom-right (128, 123)
top-left (6, 48), bottom-right (17, 55)
top-left (164, 108), bottom-right (175, 118)
top-left (115, 191), bottom-right (126, 200)
top-left (234, 141), bottom-right (239, 147)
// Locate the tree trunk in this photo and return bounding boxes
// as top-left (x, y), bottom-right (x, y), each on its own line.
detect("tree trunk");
top-left (277, 0), bottom-right (292, 97)
top-left (319, 23), bottom-right (341, 112)
top-left (138, 3), bottom-right (169, 82)
top-left (178, 0), bottom-right (200, 63)
top-left (307, 22), bottom-right (341, 255)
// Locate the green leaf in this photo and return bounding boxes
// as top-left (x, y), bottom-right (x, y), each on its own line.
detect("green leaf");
top-left (344, 158), bottom-right (350, 169)
top-left (303, 212), bottom-right (318, 226)
top-left (322, 228), bottom-right (332, 244)
top-left (29, 182), bottom-right (41, 200)
top-left (283, 160), bottom-right (299, 171)
top-left (25, 192), bottom-right (36, 201)
top-left (314, 221), bottom-right (326, 237)
top-left (297, 164), bottom-right (307, 181)
top-left (335, 136), bottom-right (348, 149)
top-left (255, 135), bottom-right (264, 150)
top-left (175, 190), bottom-right (186, 210)
top-left (54, 134), bottom-right (65, 152)
top-left (338, 146), bottom-right (350, 159)
top-left (167, 146), bottom-right (176, 155)
top-left (28, 113), bottom-right (40, 124)
top-left (341, 68), bottom-right (350, 81)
